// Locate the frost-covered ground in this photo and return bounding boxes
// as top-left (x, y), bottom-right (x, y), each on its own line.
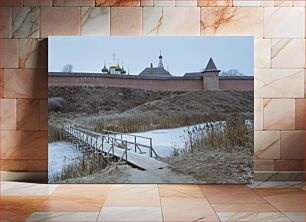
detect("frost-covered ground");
top-left (48, 142), bottom-right (83, 183)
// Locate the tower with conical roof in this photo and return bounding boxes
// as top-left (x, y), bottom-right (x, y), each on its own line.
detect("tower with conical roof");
top-left (202, 57), bottom-right (220, 90)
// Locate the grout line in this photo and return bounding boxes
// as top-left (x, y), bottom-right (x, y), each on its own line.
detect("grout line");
top-left (157, 184), bottom-right (165, 222)
top-left (198, 185), bottom-right (222, 222)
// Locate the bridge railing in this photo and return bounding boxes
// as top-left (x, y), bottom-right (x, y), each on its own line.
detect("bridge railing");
top-left (65, 125), bottom-right (129, 163)
top-left (100, 129), bottom-right (156, 157)
top-left (64, 124), bottom-right (158, 158)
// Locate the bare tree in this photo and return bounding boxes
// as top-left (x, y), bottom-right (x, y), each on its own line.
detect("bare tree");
top-left (220, 69), bottom-right (244, 76)
top-left (62, 64), bottom-right (73, 73)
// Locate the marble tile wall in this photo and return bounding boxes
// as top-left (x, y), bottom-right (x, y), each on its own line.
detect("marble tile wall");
top-left (0, 0), bottom-right (304, 180)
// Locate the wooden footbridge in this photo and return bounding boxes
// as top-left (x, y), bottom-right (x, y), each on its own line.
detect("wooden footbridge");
top-left (63, 124), bottom-right (167, 170)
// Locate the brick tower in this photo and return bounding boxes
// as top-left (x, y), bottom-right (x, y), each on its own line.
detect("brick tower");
top-left (202, 57), bottom-right (220, 90)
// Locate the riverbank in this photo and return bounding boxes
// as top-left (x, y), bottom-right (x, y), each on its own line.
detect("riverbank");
top-left (48, 87), bottom-right (253, 133)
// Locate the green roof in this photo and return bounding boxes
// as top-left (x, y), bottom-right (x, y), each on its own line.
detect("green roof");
top-left (102, 65), bottom-right (108, 72)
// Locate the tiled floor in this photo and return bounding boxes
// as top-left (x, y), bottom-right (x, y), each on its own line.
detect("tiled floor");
top-left (0, 181), bottom-right (305, 222)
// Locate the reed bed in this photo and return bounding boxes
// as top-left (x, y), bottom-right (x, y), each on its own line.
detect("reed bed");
top-left (185, 119), bottom-right (253, 153)
top-left (94, 112), bottom-right (242, 133)
top-left (52, 152), bottom-right (110, 182)
top-left (48, 126), bottom-right (66, 143)
top-left (165, 119), bottom-right (254, 183)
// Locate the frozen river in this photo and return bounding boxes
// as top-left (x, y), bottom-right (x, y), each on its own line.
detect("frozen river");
top-left (48, 123), bottom-right (202, 180)
top-left (48, 141), bottom-right (83, 182)
top-left (122, 123), bottom-right (207, 157)
top-left (48, 120), bottom-right (250, 180)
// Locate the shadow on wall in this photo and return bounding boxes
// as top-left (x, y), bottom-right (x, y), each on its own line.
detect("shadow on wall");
top-left (1, 39), bottom-right (48, 183)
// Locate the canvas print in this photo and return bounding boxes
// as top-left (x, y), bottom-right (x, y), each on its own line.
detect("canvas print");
top-left (48, 36), bottom-right (254, 184)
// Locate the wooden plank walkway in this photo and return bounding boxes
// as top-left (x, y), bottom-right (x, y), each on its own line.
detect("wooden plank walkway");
top-left (64, 125), bottom-right (167, 171)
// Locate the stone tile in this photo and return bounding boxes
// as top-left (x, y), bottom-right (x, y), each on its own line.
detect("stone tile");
top-left (143, 7), bottom-right (200, 36)
top-left (255, 99), bottom-right (263, 130)
top-left (305, 70), bottom-right (306, 98)
top-left (38, 196), bottom-right (105, 212)
top-left (1, 181), bottom-right (58, 196)
top-left (0, 131), bottom-right (48, 159)
top-left (0, 159), bottom-right (27, 171)
top-left (12, 7), bottom-right (39, 38)
top-left (200, 185), bottom-right (266, 204)
top-left (254, 160), bottom-right (274, 171)
top-left (271, 39), bottom-right (305, 69)
top-left (27, 159), bottom-right (48, 171)
top-left (249, 181), bottom-right (304, 189)
top-left (40, 99), bottom-right (48, 130)
top-left (158, 184), bottom-right (204, 198)
top-left (0, 99), bottom-right (17, 131)
top-left (275, 160), bottom-right (304, 171)
top-left (81, 7), bottom-right (110, 36)
top-left (212, 203), bottom-right (278, 212)
top-left (254, 171), bottom-right (304, 181)
top-left (264, 7), bottom-right (305, 38)
top-left (233, 0), bottom-right (261, 6)
top-left (141, 0), bottom-right (153, 6)
top-left (96, 0), bottom-right (140, 6)
top-left (256, 188), bottom-right (305, 212)
top-left (260, 0), bottom-right (274, 6)
top-left (293, 0), bottom-right (305, 6)
top-left (295, 99), bottom-right (305, 130)
top-left (176, 0), bottom-right (197, 6)
top-left (153, 0), bottom-right (175, 6)
top-left (254, 131), bottom-right (280, 160)
top-left (0, 196), bottom-right (47, 222)
top-left (283, 212), bottom-right (305, 222)
top-left (19, 39), bottom-right (48, 68)
top-left (274, 0), bottom-right (293, 6)
top-left (24, 0), bottom-right (52, 6)
top-left (0, 0), bottom-right (22, 6)
top-left (41, 7), bottom-right (80, 38)
top-left (200, 7), bottom-right (263, 37)
top-left (103, 184), bottom-right (160, 207)
top-left (3, 69), bottom-right (48, 99)
top-left (0, 69), bottom-right (2, 98)
top-left (161, 197), bottom-right (219, 221)
top-left (53, 0), bottom-right (95, 6)
top-left (217, 212), bottom-right (291, 221)
top-left (110, 7), bottom-right (142, 36)
top-left (254, 39), bottom-right (271, 69)
top-left (52, 184), bottom-right (111, 199)
top-left (0, 7), bottom-right (11, 38)
top-left (98, 207), bottom-right (163, 221)
top-left (198, 0), bottom-right (232, 6)
top-left (17, 99), bottom-right (40, 130)
top-left (255, 188), bottom-right (304, 196)
top-left (0, 39), bottom-right (18, 68)
top-left (263, 99), bottom-right (295, 130)
top-left (255, 69), bottom-right (304, 98)
top-left (280, 131), bottom-right (304, 160)
top-left (26, 212), bottom-right (99, 222)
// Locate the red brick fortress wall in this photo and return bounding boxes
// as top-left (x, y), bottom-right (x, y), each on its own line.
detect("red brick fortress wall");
top-left (219, 78), bottom-right (254, 91)
top-left (48, 74), bottom-right (254, 91)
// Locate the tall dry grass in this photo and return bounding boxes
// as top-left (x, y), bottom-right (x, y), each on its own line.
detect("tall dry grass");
top-left (95, 113), bottom-right (232, 133)
top-left (52, 152), bottom-right (110, 182)
top-left (48, 126), bottom-right (66, 142)
top-left (177, 118), bottom-right (253, 154)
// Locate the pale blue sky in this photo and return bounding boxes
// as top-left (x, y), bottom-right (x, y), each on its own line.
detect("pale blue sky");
top-left (48, 36), bottom-right (254, 76)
